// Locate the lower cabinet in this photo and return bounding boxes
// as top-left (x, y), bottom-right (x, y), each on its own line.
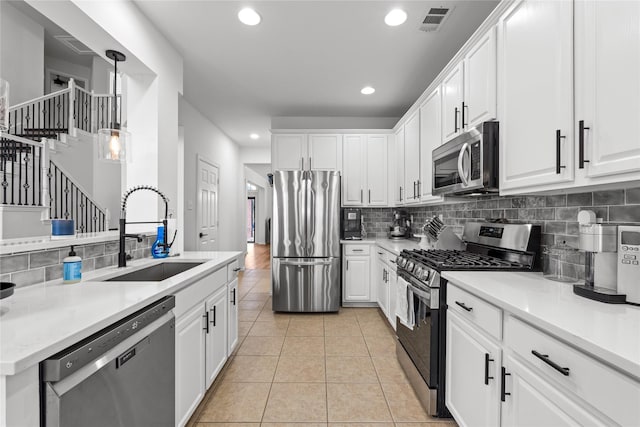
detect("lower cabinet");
top-left (376, 257), bottom-right (388, 317)
top-left (343, 255), bottom-right (372, 302)
top-left (205, 287), bottom-right (228, 388)
top-left (446, 310), bottom-right (501, 427)
top-left (227, 278), bottom-right (239, 355)
top-left (375, 247), bottom-right (398, 329)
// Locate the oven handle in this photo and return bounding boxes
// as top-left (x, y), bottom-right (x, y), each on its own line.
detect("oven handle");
top-left (457, 143), bottom-right (471, 186)
top-left (406, 282), bottom-right (432, 303)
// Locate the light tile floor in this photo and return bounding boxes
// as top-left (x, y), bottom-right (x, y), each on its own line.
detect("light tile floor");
top-left (187, 268), bottom-right (457, 427)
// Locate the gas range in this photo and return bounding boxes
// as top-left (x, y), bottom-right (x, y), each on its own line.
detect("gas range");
top-left (394, 222), bottom-right (542, 419)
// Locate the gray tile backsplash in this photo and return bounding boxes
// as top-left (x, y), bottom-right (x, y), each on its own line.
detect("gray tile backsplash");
top-left (0, 235), bottom-right (156, 288)
top-left (360, 186), bottom-right (640, 281)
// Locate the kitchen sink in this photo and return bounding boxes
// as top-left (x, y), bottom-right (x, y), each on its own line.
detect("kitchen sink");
top-left (104, 261), bottom-right (205, 282)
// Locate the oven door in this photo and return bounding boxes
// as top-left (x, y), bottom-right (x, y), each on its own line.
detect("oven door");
top-left (396, 277), bottom-right (440, 388)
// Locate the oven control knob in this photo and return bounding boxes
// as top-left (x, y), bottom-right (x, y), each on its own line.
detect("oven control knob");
top-left (406, 261), bottom-right (414, 272)
top-left (421, 270), bottom-right (430, 281)
top-left (414, 266), bottom-right (423, 277)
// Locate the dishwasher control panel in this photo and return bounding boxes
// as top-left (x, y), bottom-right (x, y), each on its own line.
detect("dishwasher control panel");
top-left (41, 295), bottom-right (175, 382)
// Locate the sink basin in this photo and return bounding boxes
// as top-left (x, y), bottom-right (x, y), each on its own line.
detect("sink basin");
top-left (104, 262), bottom-right (205, 282)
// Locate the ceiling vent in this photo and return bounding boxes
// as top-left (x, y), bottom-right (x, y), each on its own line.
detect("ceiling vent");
top-left (419, 6), bottom-right (455, 33)
top-left (54, 35), bottom-right (95, 55)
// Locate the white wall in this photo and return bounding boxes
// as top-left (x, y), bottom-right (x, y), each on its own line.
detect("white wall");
top-left (0, 1), bottom-right (44, 104)
top-left (180, 96), bottom-right (245, 253)
top-left (44, 55), bottom-right (91, 93)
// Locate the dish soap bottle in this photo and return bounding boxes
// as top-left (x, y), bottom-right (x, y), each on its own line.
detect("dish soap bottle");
top-left (63, 246), bottom-right (82, 284)
top-left (152, 225), bottom-right (169, 258)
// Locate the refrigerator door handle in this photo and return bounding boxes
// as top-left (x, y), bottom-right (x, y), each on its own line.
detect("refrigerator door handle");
top-left (279, 259), bottom-right (334, 266)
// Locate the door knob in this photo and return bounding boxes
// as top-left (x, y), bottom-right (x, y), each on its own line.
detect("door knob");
top-left (199, 232), bottom-right (208, 238)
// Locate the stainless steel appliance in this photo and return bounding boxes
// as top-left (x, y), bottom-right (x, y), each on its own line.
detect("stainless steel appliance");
top-left (573, 212), bottom-right (625, 303)
top-left (618, 225), bottom-right (640, 305)
top-left (272, 170), bottom-right (341, 312)
top-left (41, 296), bottom-right (175, 427)
top-left (389, 210), bottom-right (411, 239)
top-left (342, 207), bottom-right (362, 240)
top-left (432, 121), bottom-right (499, 196)
top-left (395, 222), bottom-right (541, 417)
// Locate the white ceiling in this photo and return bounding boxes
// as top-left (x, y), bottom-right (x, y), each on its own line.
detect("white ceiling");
top-left (134, 1), bottom-right (498, 147)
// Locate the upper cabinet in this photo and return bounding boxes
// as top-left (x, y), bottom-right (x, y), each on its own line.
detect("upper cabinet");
top-left (403, 111), bottom-right (421, 204)
top-left (342, 134), bottom-right (389, 207)
top-left (442, 28), bottom-right (497, 143)
top-left (419, 87), bottom-right (444, 203)
top-left (498, 0), bottom-right (574, 192)
top-left (574, 0), bottom-right (640, 181)
top-left (394, 126), bottom-right (405, 205)
top-left (272, 133), bottom-right (341, 171)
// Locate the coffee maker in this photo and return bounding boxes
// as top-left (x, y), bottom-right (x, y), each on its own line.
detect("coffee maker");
top-left (342, 208), bottom-right (362, 240)
top-left (573, 210), bottom-right (626, 303)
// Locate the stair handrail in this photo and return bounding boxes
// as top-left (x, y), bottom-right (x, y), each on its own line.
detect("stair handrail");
top-left (7, 86), bottom-right (72, 112)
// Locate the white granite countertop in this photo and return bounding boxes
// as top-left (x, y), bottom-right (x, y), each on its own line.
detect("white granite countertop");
top-left (442, 271), bottom-right (640, 380)
top-left (0, 251), bottom-right (241, 376)
top-left (340, 238), bottom-right (420, 255)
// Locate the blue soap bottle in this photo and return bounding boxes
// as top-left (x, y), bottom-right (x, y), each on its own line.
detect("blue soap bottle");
top-left (62, 246), bottom-right (82, 284)
top-left (152, 226), bottom-right (169, 258)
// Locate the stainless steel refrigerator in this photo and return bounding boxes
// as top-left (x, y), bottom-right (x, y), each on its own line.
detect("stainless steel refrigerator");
top-left (272, 170), bottom-right (341, 312)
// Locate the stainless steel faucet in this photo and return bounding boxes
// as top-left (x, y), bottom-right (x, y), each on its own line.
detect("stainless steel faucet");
top-left (118, 185), bottom-right (176, 267)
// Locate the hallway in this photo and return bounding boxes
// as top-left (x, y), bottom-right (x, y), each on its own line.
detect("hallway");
top-left (186, 243), bottom-right (454, 427)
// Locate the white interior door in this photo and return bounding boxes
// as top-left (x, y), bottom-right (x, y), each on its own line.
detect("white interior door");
top-left (197, 156), bottom-right (219, 250)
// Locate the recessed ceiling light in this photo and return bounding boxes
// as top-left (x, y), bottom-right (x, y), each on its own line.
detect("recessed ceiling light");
top-left (250, 133), bottom-right (259, 140)
top-left (385, 9), bottom-right (407, 26)
top-left (238, 8), bottom-right (261, 26)
top-left (361, 86), bottom-right (376, 95)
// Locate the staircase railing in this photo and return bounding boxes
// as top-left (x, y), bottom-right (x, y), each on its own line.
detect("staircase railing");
top-left (7, 79), bottom-right (122, 141)
top-left (0, 132), bottom-right (108, 233)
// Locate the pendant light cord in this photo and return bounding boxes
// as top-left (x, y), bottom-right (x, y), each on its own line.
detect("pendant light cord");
top-left (112, 56), bottom-right (118, 130)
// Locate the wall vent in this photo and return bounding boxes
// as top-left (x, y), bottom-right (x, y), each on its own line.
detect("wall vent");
top-left (54, 35), bottom-right (95, 55)
top-left (419, 6), bottom-right (455, 33)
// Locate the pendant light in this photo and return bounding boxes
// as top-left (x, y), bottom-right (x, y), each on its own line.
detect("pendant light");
top-left (97, 49), bottom-right (130, 162)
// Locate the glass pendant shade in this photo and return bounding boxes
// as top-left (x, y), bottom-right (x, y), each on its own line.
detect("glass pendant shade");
top-left (98, 127), bottom-right (130, 162)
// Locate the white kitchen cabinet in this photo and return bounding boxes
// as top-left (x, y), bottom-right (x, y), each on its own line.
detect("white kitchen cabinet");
top-left (272, 133), bottom-right (341, 172)
top-left (403, 111), bottom-right (421, 204)
top-left (366, 135), bottom-right (388, 206)
top-left (227, 277), bottom-right (238, 355)
top-left (272, 134), bottom-right (308, 171)
top-left (176, 303), bottom-right (206, 427)
top-left (308, 134), bottom-right (342, 171)
top-left (442, 62), bottom-right (464, 142)
top-left (376, 247), bottom-right (398, 329)
top-left (446, 310), bottom-right (501, 427)
top-left (419, 87), bottom-right (444, 203)
top-left (376, 253), bottom-right (389, 318)
top-left (394, 126), bottom-right (405, 205)
top-left (575, 0), bottom-right (640, 181)
top-left (387, 266), bottom-right (397, 329)
top-left (464, 26), bottom-right (497, 128)
top-left (342, 135), bottom-right (366, 206)
top-left (498, 0), bottom-right (574, 191)
top-left (204, 286), bottom-right (227, 388)
top-left (343, 256), bottom-right (372, 302)
top-left (501, 353), bottom-right (607, 427)
top-left (342, 134), bottom-right (388, 207)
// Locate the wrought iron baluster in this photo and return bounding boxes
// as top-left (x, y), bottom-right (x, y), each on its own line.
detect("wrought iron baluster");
top-left (30, 145), bottom-right (35, 205)
top-left (38, 146), bottom-right (42, 206)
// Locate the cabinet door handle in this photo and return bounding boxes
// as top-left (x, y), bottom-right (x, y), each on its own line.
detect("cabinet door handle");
top-left (462, 102), bottom-right (467, 128)
top-left (454, 107), bottom-right (460, 132)
top-left (203, 311), bottom-right (210, 334)
top-left (501, 367), bottom-right (511, 401)
top-left (368, 189), bottom-right (371, 204)
top-left (309, 156), bottom-right (312, 170)
top-left (352, 249), bottom-right (364, 252)
top-left (301, 157), bottom-right (304, 170)
top-left (455, 301), bottom-right (473, 312)
top-left (233, 267), bottom-right (241, 272)
top-left (484, 353), bottom-right (494, 385)
top-left (232, 288), bottom-right (236, 305)
top-left (556, 130), bottom-right (566, 174)
top-left (210, 306), bottom-right (216, 327)
top-left (360, 189), bottom-right (363, 203)
top-left (531, 350), bottom-right (570, 376)
top-left (399, 186), bottom-right (403, 202)
top-left (578, 120), bottom-right (590, 169)
top-left (413, 181), bottom-right (417, 199)
top-left (417, 180), bottom-right (421, 198)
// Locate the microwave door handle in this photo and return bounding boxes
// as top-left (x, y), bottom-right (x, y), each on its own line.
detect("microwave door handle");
top-left (457, 143), bottom-right (470, 186)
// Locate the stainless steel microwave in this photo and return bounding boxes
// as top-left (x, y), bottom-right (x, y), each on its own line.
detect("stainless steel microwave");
top-left (432, 121), bottom-right (499, 196)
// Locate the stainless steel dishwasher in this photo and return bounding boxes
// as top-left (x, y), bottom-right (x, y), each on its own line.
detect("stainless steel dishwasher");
top-left (41, 296), bottom-right (175, 427)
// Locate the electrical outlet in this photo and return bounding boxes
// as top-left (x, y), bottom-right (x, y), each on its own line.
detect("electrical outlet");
top-left (187, 200), bottom-right (194, 210)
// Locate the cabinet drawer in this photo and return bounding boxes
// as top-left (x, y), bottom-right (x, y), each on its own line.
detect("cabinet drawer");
top-left (375, 247), bottom-right (397, 268)
top-left (447, 284), bottom-right (502, 340)
top-left (344, 245), bottom-right (370, 256)
top-left (175, 268), bottom-right (227, 318)
top-left (505, 315), bottom-right (640, 427)
top-left (227, 259), bottom-right (240, 282)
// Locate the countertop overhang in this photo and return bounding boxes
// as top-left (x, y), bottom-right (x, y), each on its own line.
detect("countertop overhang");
top-left (0, 251), bottom-right (242, 376)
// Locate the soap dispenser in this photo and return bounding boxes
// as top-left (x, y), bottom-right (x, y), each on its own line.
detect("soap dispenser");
top-left (152, 226), bottom-right (169, 258)
top-left (63, 246), bottom-right (82, 284)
